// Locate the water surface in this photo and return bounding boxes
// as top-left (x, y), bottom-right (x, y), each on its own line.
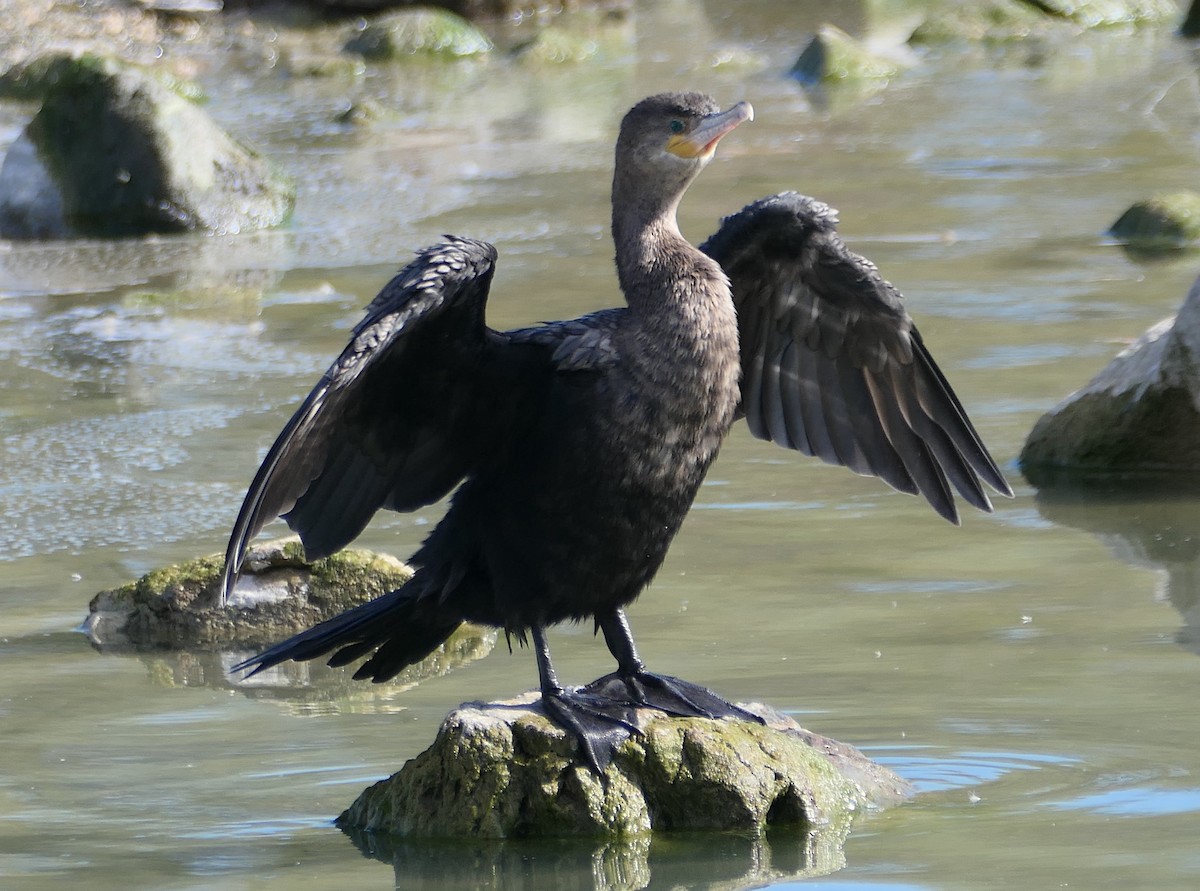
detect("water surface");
top-left (4, 3), bottom-right (1200, 889)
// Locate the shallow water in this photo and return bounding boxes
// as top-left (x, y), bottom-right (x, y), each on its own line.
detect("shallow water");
top-left (5, 2), bottom-right (1200, 889)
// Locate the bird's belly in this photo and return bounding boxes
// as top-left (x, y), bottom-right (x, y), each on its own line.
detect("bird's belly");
top-left (498, 398), bottom-right (732, 624)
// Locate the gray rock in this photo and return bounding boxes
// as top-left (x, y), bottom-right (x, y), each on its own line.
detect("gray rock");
top-left (337, 695), bottom-right (912, 839)
top-left (1110, 191), bottom-right (1200, 251)
top-left (1021, 273), bottom-right (1200, 479)
top-left (0, 53), bottom-right (294, 239)
top-left (86, 537), bottom-right (415, 649)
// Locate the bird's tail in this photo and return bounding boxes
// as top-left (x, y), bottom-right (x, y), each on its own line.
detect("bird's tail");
top-left (233, 576), bottom-right (462, 683)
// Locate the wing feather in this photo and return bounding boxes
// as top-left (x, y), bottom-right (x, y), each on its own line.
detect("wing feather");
top-left (701, 192), bottom-right (1011, 522)
top-left (221, 237), bottom-right (501, 601)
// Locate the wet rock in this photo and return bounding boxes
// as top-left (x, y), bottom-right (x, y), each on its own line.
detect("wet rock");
top-left (337, 695), bottom-right (911, 839)
top-left (1022, 0), bottom-right (1178, 27)
top-left (0, 53), bottom-right (294, 239)
top-left (511, 26), bottom-right (602, 64)
top-left (1109, 191), bottom-right (1200, 251)
top-left (86, 537), bottom-right (413, 649)
top-left (0, 50), bottom-right (204, 103)
top-left (343, 9), bottom-right (493, 61)
top-left (1020, 273), bottom-right (1200, 479)
top-left (1184, 0), bottom-right (1200, 37)
top-left (790, 24), bottom-right (909, 88)
top-left (289, 1), bottom-right (629, 21)
top-left (907, 0), bottom-right (1175, 43)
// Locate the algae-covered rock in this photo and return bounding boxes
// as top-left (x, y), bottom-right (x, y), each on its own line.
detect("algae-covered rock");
top-left (790, 24), bottom-right (908, 88)
top-left (907, 0), bottom-right (1056, 43)
top-left (337, 694), bottom-right (911, 839)
top-left (1025, 0), bottom-right (1178, 27)
top-left (86, 537), bottom-right (414, 649)
top-left (0, 53), bottom-right (294, 239)
top-left (1021, 272), bottom-right (1200, 480)
top-left (511, 26), bottom-right (602, 64)
top-left (905, 0), bottom-right (1174, 43)
top-left (1110, 191), bottom-right (1200, 251)
top-left (0, 51), bottom-right (205, 103)
top-left (344, 9), bottom-right (493, 61)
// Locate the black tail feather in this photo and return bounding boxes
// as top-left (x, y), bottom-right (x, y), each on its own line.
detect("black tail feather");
top-left (232, 579), bottom-right (462, 683)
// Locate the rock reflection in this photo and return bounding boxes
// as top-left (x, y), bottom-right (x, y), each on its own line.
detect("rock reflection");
top-left (341, 820), bottom-right (852, 890)
top-left (1032, 474), bottom-right (1200, 653)
top-left (120, 625), bottom-right (495, 716)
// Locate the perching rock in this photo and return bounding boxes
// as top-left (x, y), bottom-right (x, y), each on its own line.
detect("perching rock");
top-left (0, 53), bottom-right (294, 239)
top-left (86, 537), bottom-right (414, 649)
top-left (344, 9), bottom-right (493, 61)
top-left (337, 694), bottom-right (912, 839)
top-left (1110, 191), bottom-right (1200, 251)
top-left (790, 24), bottom-right (909, 89)
top-left (1020, 273), bottom-right (1200, 480)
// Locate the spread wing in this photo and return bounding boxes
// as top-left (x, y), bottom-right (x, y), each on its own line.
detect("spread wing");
top-left (700, 192), bottom-right (1012, 524)
top-left (221, 237), bottom-right (502, 601)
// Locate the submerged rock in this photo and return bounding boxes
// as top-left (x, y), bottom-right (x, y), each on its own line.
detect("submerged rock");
top-left (86, 537), bottom-right (413, 649)
top-left (337, 694), bottom-right (911, 839)
top-left (344, 9), bottom-right (493, 61)
top-left (0, 53), bottom-right (294, 239)
top-left (1109, 191), bottom-right (1200, 251)
top-left (1021, 273), bottom-right (1200, 480)
top-left (790, 24), bottom-right (908, 88)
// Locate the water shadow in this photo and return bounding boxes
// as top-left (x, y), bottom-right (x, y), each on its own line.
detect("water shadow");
top-left (1030, 471), bottom-right (1200, 654)
top-left (340, 822), bottom-right (853, 890)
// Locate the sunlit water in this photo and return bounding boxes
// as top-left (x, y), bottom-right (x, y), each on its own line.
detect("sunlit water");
top-left (4, 2), bottom-right (1200, 888)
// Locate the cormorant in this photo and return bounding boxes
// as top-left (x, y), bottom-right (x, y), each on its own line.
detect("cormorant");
top-left (223, 93), bottom-right (1012, 771)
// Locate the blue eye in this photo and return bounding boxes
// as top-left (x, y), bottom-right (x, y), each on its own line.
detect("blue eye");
top-left (669, 120), bottom-right (685, 134)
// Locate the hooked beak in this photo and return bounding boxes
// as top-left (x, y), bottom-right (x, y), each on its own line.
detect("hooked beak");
top-left (667, 100), bottom-right (754, 159)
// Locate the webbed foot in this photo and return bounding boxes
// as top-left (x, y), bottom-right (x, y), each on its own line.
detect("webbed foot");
top-left (540, 686), bottom-right (641, 773)
top-left (582, 670), bottom-right (764, 725)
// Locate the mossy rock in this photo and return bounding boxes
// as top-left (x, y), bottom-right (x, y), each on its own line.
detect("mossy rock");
top-left (0, 51), bottom-right (205, 103)
top-left (790, 24), bottom-right (906, 88)
top-left (344, 9), bottom-right (493, 61)
top-left (511, 27), bottom-right (602, 64)
top-left (905, 0), bottom-right (1175, 42)
top-left (1021, 274), bottom-right (1200, 481)
top-left (337, 695), bottom-right (911, 839)
top-left (1025, 0), bottom-right (1178, 27)
top-left (87, 537), bottom-right (414, 649)
top-left (0, 53), bottom-right (294, 239)
top-left (1110, 191), bottom-right (1200, 251)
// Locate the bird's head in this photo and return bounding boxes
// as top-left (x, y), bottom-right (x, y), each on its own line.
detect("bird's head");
top-left (613, 93), bottom-right (753, 225)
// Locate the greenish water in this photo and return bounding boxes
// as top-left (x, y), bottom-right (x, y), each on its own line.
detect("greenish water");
top-left (5, 2), bottom-right (1200, 888)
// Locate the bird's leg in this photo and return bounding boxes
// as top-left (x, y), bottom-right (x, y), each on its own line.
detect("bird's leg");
top-left (531, 624), bottom-right (639, 773)
top-left (582, 609), bottom-right (764, 725)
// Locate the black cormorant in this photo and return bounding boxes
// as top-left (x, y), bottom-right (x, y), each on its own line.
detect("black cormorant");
top-left (223, 93), bottom-right (1012, 771)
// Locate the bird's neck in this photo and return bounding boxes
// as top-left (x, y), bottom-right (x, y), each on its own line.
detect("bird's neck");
top-left (612, 206), bottom-right (702, 312)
